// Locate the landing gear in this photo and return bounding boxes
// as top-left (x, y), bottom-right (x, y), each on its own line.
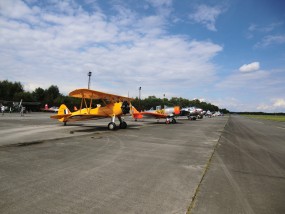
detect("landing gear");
top-left (165, 117), bottom-right (176, 124)
top-left (119, 121), bottom-right (127, 129)
top-left (64, 121), bottom-right (67, 126)
top-left (118, 116), bottom-right (127, 129)
top-left (108, 122), bottom-right (116, 130)
top-left (107, 116), bottom-right (127, 130)
top-left (108, 114), bottom-right (117, 130)
top-left (165, 118), bottom-right (170, 124)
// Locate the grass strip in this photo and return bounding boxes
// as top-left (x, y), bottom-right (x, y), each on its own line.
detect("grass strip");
top-left (242, 114), bottom-right (285, 122)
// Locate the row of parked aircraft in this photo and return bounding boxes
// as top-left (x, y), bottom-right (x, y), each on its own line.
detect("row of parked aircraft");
top-left (50, 88), bottom-right (222, 130)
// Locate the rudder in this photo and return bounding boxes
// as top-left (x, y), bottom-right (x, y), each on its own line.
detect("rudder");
top-left (50, 104), bottom-right (71, 122)
top-left (131, 106), bottom-right (143, 119)
top-left (58, 104), bottom-right (71, 115)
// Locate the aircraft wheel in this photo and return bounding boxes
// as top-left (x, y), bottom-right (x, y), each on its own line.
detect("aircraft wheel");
top-left (119, 121), bottom-right (127, 129)
top-left (108, 122), bottom-right (116, 130)
top-left (172, 118), bottom-right (176, 124)
top-left (64, 122), bottom-right (67, 126)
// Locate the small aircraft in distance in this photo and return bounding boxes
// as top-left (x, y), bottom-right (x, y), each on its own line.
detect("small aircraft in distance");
top-left (131, 105), bottom-right (180, 124)
top-left (41, 104), bottom-right (59, 112)
top-left (180, 107), bottom-right (198, 120)
top-left (205, 110), bottom-right (213, 117)
top-left (50, 88), bottom-right (133, 130)
top-left (180, 107), bottom-right (205, 120)
top-left (213, 111), bottom-right (223, 117)
top-left (0, 99), bottom-right (39, 113)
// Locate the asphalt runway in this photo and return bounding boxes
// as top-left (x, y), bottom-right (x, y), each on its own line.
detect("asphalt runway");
top-left (191, 115), bottom-right (285, 214)
top-left (0, 113), bottom-right (284, 213)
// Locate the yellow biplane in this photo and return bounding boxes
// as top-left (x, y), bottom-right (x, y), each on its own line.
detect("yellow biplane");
top-left (50, 88), bottom-right (133, 130)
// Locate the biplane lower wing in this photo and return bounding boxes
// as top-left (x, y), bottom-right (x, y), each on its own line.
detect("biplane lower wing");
top-left (50, 89), bottom-right (133, 130)
top-left (50, 114), bottom-right (72, 120)
top-left (140, 112), bottom-right (167, 119)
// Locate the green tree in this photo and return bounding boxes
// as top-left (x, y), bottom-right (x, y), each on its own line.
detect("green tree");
top-left (33, 87), bottom-right (45, 102)
top-left (13, 91), bottom-right (34, 102)
top-left (44, 85), bottom-right (60, 105)
top-left (0, 80), bottom-right (24, 100)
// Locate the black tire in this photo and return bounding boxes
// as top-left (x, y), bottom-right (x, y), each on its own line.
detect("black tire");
top-left (108, 122), bottom-right (116, 130)
top-left (119, 121), bottom-right (127, 129)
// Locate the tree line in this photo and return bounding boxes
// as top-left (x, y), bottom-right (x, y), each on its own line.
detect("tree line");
top-left (0, 80), bottom-right (81, 111)
top-left (0, 80), bottom-right (229, 113)
top-left (132, 96), bottom-right (229, 113)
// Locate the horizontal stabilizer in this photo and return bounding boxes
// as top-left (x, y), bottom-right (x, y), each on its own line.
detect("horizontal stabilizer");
top-left (50, 114), bottom-right (72, 119)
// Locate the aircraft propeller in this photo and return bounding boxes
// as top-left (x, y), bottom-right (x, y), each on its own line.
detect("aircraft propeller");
top-left (121, 101), bottom-right (130, 114)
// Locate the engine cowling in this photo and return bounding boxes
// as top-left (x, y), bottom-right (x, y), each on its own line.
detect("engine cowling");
top-left (121, 101), bottom-right (130, 114)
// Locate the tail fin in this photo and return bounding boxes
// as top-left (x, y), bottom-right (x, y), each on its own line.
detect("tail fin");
top-left (50, 104), bottom-right (71, 121)
top-left (58, 104), bottom-right (71, 115)
top-left (131, 106), bottom-right (143, 119)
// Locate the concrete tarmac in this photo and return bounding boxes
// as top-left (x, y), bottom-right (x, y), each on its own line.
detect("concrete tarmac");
top-left (191, 115), bottom-right (285, 214)
top-left (0, 113), bottom-right (284, 213)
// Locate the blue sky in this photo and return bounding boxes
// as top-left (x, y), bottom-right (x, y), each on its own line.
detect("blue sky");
top-left (1, 0), bottom-right (285, 112)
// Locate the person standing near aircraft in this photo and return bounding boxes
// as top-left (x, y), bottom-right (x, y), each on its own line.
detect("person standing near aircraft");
top-left (20, 106), bottom-right (24, 116)
top-left (1, 105), bottom-right (5, 116)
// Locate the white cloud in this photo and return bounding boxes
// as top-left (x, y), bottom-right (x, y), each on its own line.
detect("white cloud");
top-left (273, 98), bottom-right (285, 108)
top-left (249, 22), bottom-right (283, 33)
top-left (215, 67), bottom-right (285, 112)
top-left (217, 69), bottom-right (269, 90)
top-left (239, 62), bottom-right (260, 72)
top-left (189, 5), bottom-right (224, 31)
top-left (255, 35), bottom-right (285, 48)
top-left (210, 97), bottom-right (246, 112)
top-left (0, 0), bottom-right (222, 98)
top-left (257, 98), bottom-right (285, 112)
top-left (0, 0), bottom-right (32, 19)
top-left (256, 104), bottom-right (270, 111)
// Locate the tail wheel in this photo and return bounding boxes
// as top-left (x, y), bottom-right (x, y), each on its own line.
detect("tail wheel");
top-left (108, 122), bottom-right (116, 130)
top-left (119, 121), bottom-right (127, 129)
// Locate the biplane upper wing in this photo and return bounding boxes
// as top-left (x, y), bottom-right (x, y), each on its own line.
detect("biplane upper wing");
top-left (69, 88), bottom-right (133, 102)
